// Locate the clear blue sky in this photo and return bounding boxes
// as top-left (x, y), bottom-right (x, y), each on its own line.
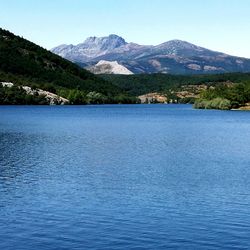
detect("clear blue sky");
top-left (1, 0), bottom-right (250, 57)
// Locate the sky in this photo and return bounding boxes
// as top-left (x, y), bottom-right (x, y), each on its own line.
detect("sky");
top-left (1, 0), bottom-right (250, 57)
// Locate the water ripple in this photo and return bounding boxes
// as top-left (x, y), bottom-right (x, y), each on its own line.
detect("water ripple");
top-left (1, 105), bottom-right (250, 249)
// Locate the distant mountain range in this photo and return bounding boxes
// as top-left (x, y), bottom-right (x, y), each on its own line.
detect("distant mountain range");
top-left (51, 34), bottom-right (250, 74)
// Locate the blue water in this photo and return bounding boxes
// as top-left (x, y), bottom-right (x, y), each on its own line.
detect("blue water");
top-left (1, 104), bottom-right (250, 249)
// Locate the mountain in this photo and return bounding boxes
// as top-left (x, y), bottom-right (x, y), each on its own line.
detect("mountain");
top-left (51, 35), bottom-right (250, 74)
top-left (87, 60), bottom-right (134, 75)
top-left (0, 28), bottom-right (138, 104)
top-left (52, 35), bottom-right (127, 62)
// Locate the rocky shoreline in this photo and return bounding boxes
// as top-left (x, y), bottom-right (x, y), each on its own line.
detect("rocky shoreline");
top-left (1, 82), bottom-right (69, 105)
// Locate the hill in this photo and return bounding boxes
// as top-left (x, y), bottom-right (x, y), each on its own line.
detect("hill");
top-left (103, 73), bottom-right (250, 108)
top-left (0, 28), bottom-right (136, 104)
top-left (102, 72), bottom-right (250, 96)
top-left (51, 34), bottom-right (250, 74)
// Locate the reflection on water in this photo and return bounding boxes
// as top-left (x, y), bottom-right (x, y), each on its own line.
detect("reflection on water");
top-left (0, 105), bottom-right (250, 249)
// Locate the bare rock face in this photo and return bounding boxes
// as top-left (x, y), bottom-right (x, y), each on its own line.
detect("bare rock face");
top-left (87, 60), bottom-right (134, 75)
top-left (1, 82), bottom-right (14, 87)
top-left (1, 82), bottom-right (69, 105)
top-left (187, 64), bottom-right (201, 70)
top-left (22, 86), bottom-right (69, 105)
top-left (51, 35), bottom-right (250, 74)
top-left (51, 34), bottom-right (127, 62)
top-left (138, 93), bottom-right (167, 104)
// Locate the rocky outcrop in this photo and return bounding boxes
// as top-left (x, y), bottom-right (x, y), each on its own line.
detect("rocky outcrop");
top-left (235, 103), bottom-right (250, 110)
top-left (1, 82), bottom-right (69, 105)
top-left (138, 93), bottom-right (167, 104)
top-left (1, 82), bottom-right (14, 87)
top-left (87, 60), bottom-right (134, 75)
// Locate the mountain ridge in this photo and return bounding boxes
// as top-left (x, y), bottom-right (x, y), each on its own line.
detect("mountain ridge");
top-left (51, 35), bottom-right (250, 74)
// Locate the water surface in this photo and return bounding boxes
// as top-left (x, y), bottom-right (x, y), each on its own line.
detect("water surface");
top-left (1, 105), bottom-right (250, 249)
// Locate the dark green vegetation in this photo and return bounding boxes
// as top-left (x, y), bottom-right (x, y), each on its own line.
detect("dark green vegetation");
top-left (0, 28), bottom-right (137, 104)
top-left (102, 73), bottom-right (250, 96)
top-left (103, 73), bottom-right (250, 109)
top-left (0, 84), bottom-right (49, 104)
top-left (194, 82), bottom-right (250, 110)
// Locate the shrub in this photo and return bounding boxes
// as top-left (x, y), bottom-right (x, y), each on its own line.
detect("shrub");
top-left (194, 98), bottom-right (231, 110)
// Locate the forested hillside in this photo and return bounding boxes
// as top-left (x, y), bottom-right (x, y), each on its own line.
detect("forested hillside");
top-left (103, 73), bottom-right (250, 96)
top-left (0, 28), bottom-right (136, 104)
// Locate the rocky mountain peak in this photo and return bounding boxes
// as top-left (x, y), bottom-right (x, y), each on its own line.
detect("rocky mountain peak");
top-left (156, 39), bottom-right (200, 51)
top-left (83, 34), bottom-right (127, 50)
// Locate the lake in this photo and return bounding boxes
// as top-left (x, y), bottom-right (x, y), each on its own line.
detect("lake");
top-left (1, 104), bottom-right (250, 249)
